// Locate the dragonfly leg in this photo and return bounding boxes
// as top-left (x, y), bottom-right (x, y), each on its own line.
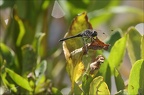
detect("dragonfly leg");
top-left (91, 37), bottom-right (95, 42)
top-left (82, 37), bottom-right (88, 53)
top-left (85, 38), bottom-right (89, 42)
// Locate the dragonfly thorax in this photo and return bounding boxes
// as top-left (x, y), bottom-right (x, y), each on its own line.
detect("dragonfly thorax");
top-left (81, 29), bottom-right (97, 37)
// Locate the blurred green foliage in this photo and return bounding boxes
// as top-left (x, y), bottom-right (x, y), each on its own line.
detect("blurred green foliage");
top-left (0, 0), bottom-right (144, 94)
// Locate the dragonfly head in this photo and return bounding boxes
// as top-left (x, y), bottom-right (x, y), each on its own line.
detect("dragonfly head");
top-left (92, 30), bottom-right (97, 37)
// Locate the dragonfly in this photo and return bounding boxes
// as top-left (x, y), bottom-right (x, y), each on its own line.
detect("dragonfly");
top-left (59, 29), bottom-right (98, 53)
top-left (59, 29), bottom-right (97, 42)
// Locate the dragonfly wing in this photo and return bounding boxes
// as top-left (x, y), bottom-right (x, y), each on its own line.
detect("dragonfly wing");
top-left (96, 30), bottom-right (108, 41)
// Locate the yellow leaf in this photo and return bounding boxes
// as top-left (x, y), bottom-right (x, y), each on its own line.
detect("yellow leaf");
top-left (62, 12), bottom-right (92, 90)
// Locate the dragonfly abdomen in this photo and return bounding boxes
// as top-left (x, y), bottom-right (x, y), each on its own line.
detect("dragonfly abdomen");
top-left (59, 34), bottom-right (81, 42)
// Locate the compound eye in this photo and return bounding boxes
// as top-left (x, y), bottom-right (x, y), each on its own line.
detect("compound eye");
top-left (92, 30), bottom-right (97, 36)
top-left (94, 30), bottom-right (97, 34)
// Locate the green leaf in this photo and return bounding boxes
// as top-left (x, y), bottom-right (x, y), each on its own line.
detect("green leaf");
top-left (0, 43), bottom-right (20, 71)
top-left (128, 59), bottom-right (144, 94)
top-left (51, 87), bottom-right (62, 95)
top-left (21, 45), bottom-right (36, 76)
top-left (114, 69), bottom-right (125, 91)
top-left (127, 27), bottom-right (141, 64)
top-left (6, 68), bottom-right (33, 91)
top-left (1, 72), bottom-right (17, 92)
top-left (35, 75), bottom-right (46, 94)
top-left (33, 33), bottom-right (45, 57)
top-left (97, 59), bottom-right (111, 91)
top-left (106, 29), bottom-right (122, 51)
top-left (82, 73), bottom-right (93, 94)
top-left (14, 15), bottom-right (25, 46)
top-left (42, 0), bottom-right (50, 10)
top-left (0, 43), bottom-right (15, 64)
top-left (141, 36), bottom-right (144, 59)
top-left (108, 34), bottom-right (127, 73)
top-left (35, 60), bottom-right (47, 77)
top-left (89, 76), bottom-right (110, 95)
top-left (34, 61), bottom-right (49, 94)
top-left (74, 82), bottom-right (83, 95)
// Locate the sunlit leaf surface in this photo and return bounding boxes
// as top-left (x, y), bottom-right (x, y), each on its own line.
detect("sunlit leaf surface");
top-left (14, 14), bottom-right (25, 46)
top-left (89, 76), bottom-right (110, 95)
top-left (0, 43), bottom-right (19, 71)
top-left (97, 59), bottom-right (111, 91)
top-left (128, 59), bottom-right (144, 94)
top-left (51, 87), bottom-right (63, 95)
top-left (108, 34), bottom-right (127, 73)
top-left (106, 29), bottom-right (122, 51)
top-left (127, 27), bottom-right (141, 65)
top-left (6, 68), bottom-right (33, 91)
top-left (1, 72), bottom-right (17, 92)
top-left (0, 43), bottom-right (15, 64)
top-left (141, 36), bottom-right (144, 59)
top-left (114, 69), bottom-right (125, 91)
